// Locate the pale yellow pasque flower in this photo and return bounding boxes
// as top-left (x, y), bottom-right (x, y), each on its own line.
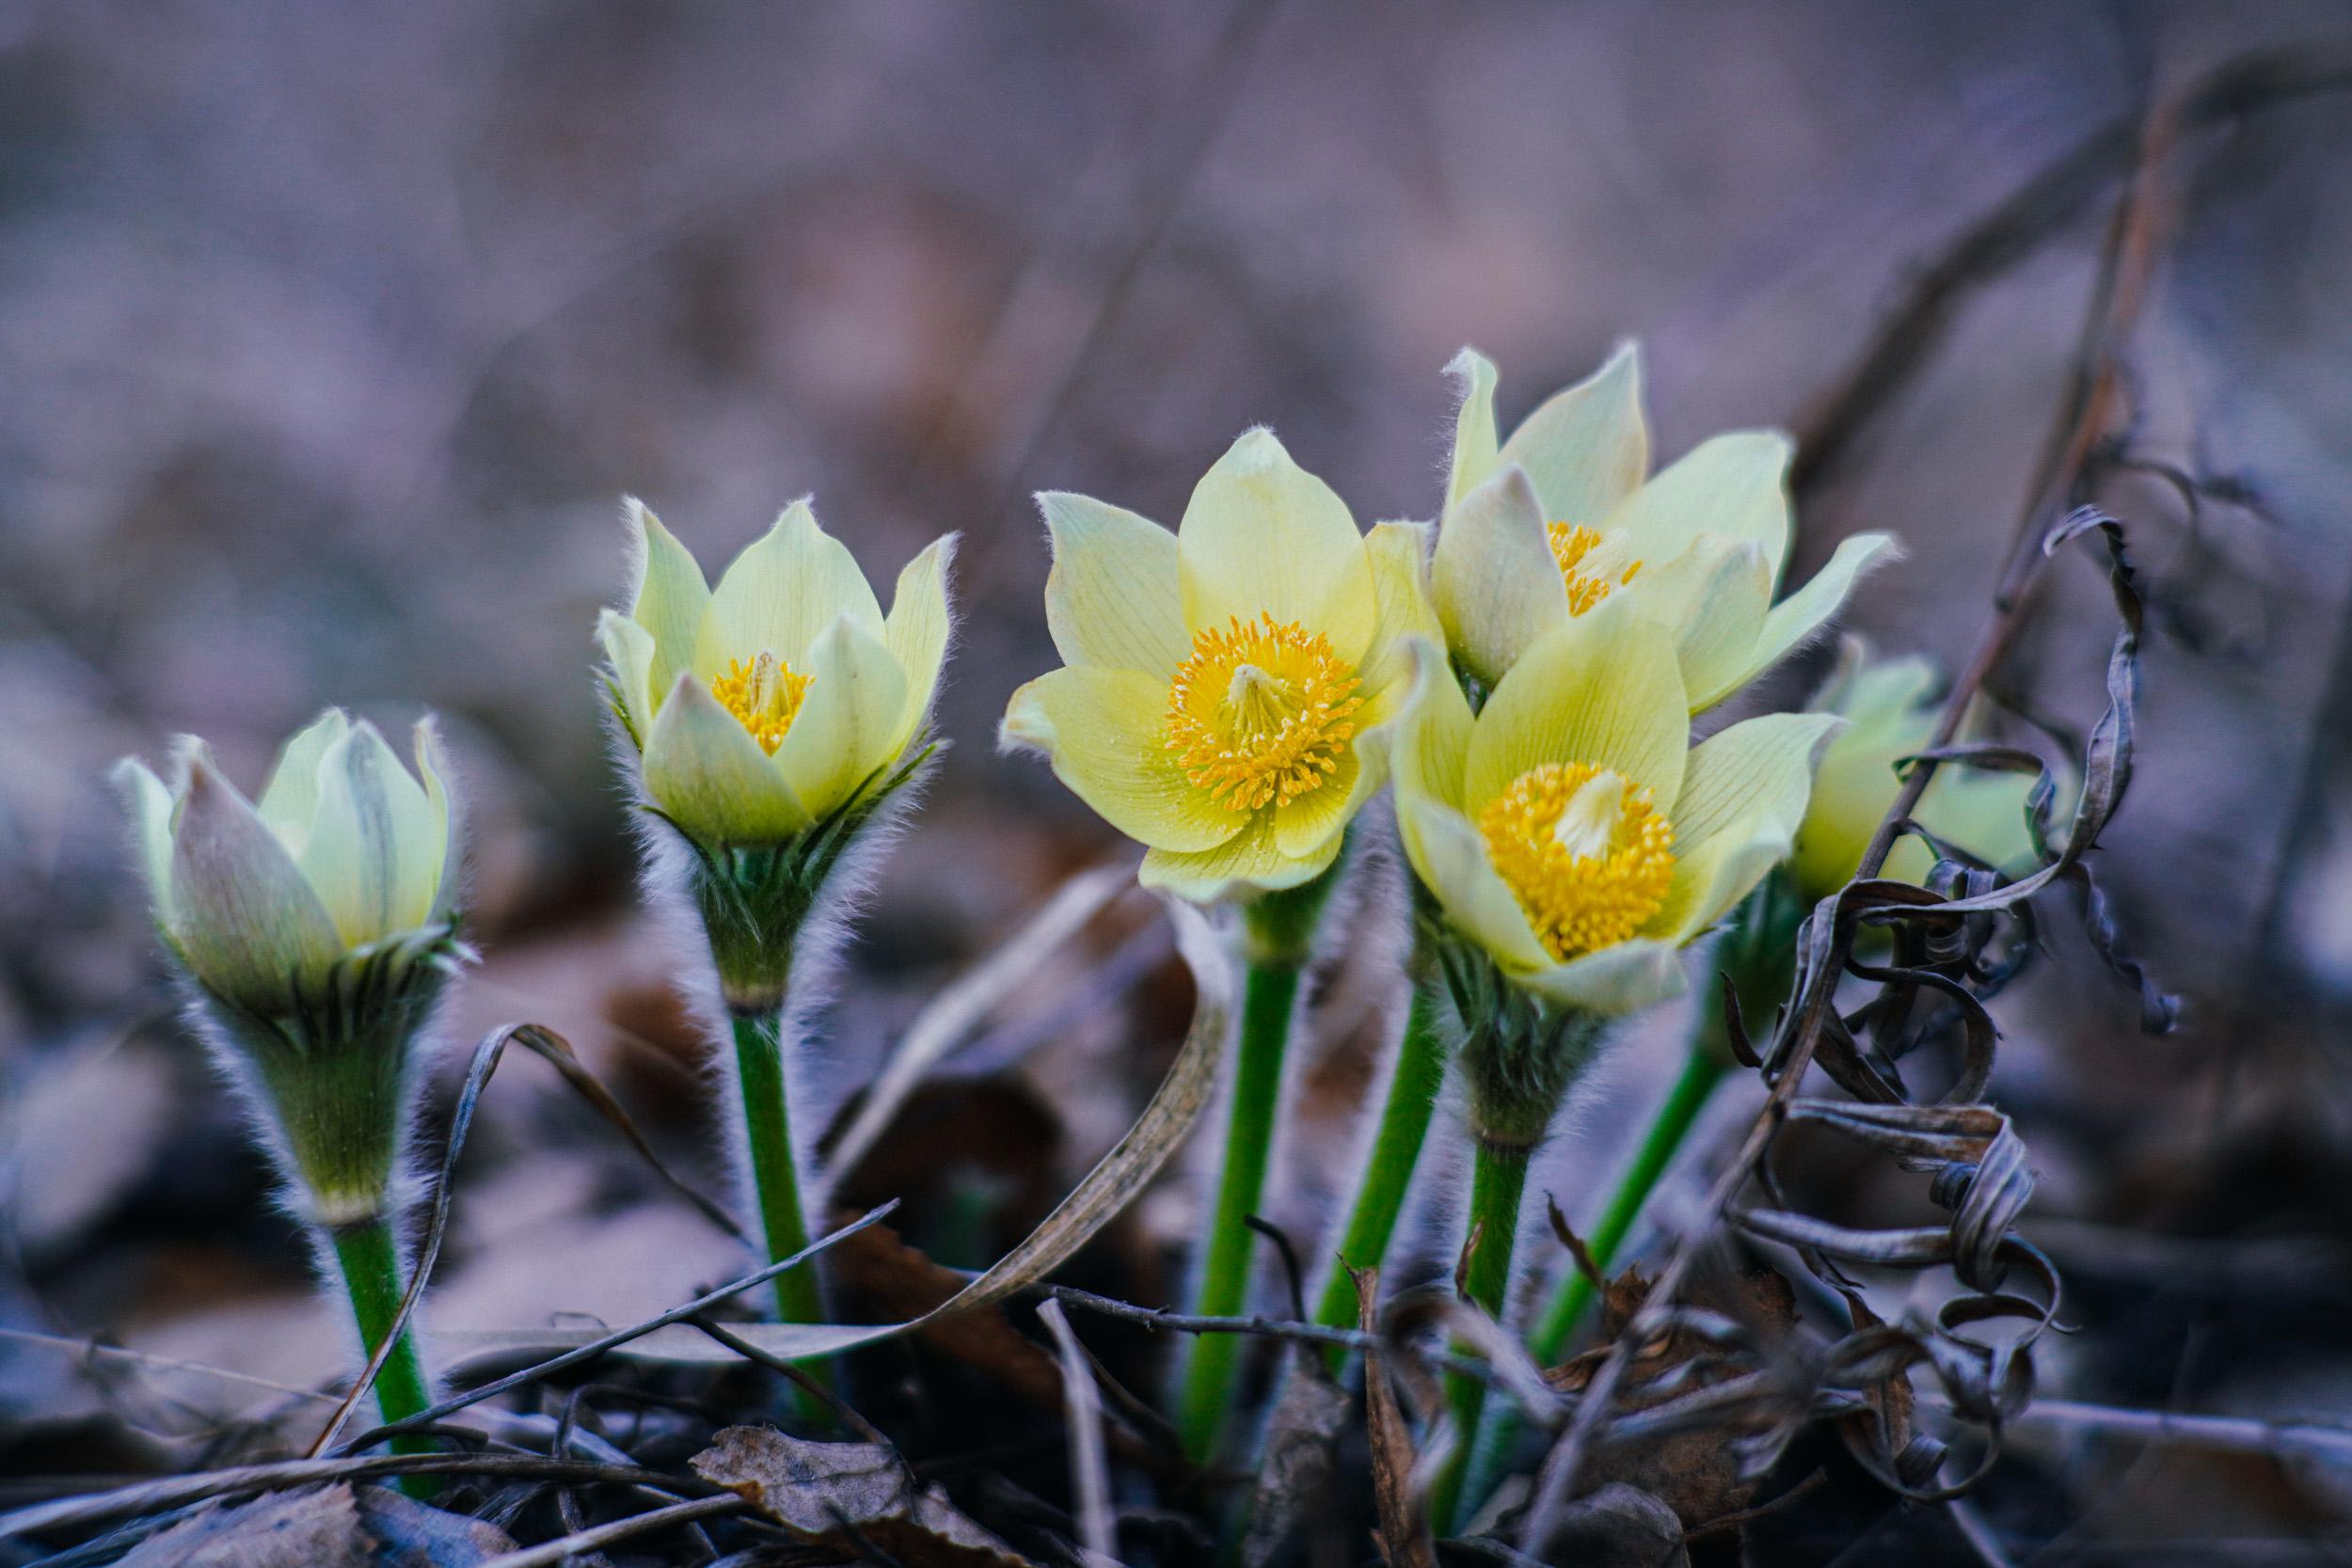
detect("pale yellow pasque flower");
top-left (1790, 641), bottom-right (2040, 901)
top-left (1001, 429), bottom-right (1438, 900)
top-left (1385, 601), bottom-right (1840, 1016)
top-left (116, 710), bottom-right (459, 1015)
top-left (597, 499), bottom-right (954, 849)
top-left (1433, 345), bottom-right (1897, 708)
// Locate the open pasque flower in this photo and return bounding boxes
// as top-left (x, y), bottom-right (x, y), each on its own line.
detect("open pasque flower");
top-left (1790, 641), bottom-right (2040, 900)
top-left (1000, 429), bottom-right (1437, 900)
top-left (1433, 345), bottom-right (1896, 707)
top-left (597, 499), bottom-right (954, 851)
top-left (1388, 601), bottom-right (1840, 1019)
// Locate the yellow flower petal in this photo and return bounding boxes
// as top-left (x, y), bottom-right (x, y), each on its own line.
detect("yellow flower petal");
top-left (882, 534), bottom-right (957, 761)
top-left (598, 608), bottom-right (659, 745)
top-left (1517, 938), bottom-right (1686, 1016)
top-left (1270, 744), bottom-right (1363, 860)
top-left (1140, 810), bottom-right (1330, 901)
top-left (255, 708), bottom-right (350, 853)
top-left (1387, 637), bottom-right (1475, 817)
top-left (1040, 491), bottom-right (1190, 677)
top-left (999, 668), bottom-right (1244, 854)
top-left (413, 716), bottom-right (460, 925)
top-left (691, 499), bottom-right (884, 681)
top-left (1445, 348), bottom-right (1502, 507)
top-left (1745, 531), bottom-right (1900, 686)
top-left (114, 757), bottom-right (180, 928)
top-left (169, 744), bottom-right (344, 1009)
top-left (1399, 796), bottom-right (1551, 972)
top-left (1177, 427), bottom-right (1374, 664)
top-left (1495, 341), bottom-right (1647, 529)
top-left (1599, 431), bottom-right (1791, 581)
top-left (1655, 711), bottom-right (1838, 940)
top-left (643, 673), bottom-right (812, 847)
top-left (624, 498), bottom-right (710, 708)
top-left (774, 615), bottom-right (910, 821)
top-left (1463, 602), bottom-right (1688, 817)
top-left (1620, 534), bottom-right (1773, 712)
top-left (1354, 520), bottom-right (1442, 701)
top-left (1433, 466), bottom-right (1569, 685)
top-left (299, 720), bottom-right (444, 944)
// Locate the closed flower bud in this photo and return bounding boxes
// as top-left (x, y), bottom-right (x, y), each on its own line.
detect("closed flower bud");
top-left (116, 710), bottom-right (464, 1223)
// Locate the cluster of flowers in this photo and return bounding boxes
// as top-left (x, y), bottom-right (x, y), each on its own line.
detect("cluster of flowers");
top-left (114, 342), bottom-right (2032, 1509)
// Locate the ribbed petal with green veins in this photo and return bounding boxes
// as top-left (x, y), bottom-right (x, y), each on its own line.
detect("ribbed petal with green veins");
top-left (1140, 811), bottom-right (1335, 902)
top-left (1463, 605), bottom-right (1689, 816)
top-left (882, 534), bottom-right (956, 762)
top-left (1433, 466), bottom-right (1567, 687)
top-left (625, 499), bottom-right (710, 711)
top-left (1597, 430), bottom-right (1793, 581)
top-left (1647, 712), bottom-right (1843, 940)
top-left (774, 616), bottom-right (908, 821)
top-left (1177, 428), bottom-right (1376, 665)
top-left (1517, 938), bottom-right (1687, 1015)
top-left (1041, 492), bottom-right (1190, 678)
top-left (598, 609), bottom-right (659, 742)
top-left (1487, 342), bottom-right (1647, 524)
top-left (1355, 520), bottom-right (1442, 699)
top-left (1745, 532), bottom-right (1902, 688)
top-left (644, 673), bottom-right (812, 846)
top-left (691, 500), bottom-right (884, 683)
top-left (1001, 668), bottom-right (1243, 853)
top-left (115, 757), bottom-right (181, 929)
top-left (1629, 535), bottom-right (1774, 712)
top-left (255, 708), bottom-right (351, 855)
top-left (413, 717), bottom-right (461, 925)
top-left (169, 747), bottom-right (345, 1011)
top-left (300, 721), bottom-right (445, 946)
top-left (1398, 796), bottom-right (1551, 970)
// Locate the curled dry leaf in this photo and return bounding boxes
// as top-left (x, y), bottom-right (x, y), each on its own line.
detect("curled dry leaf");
top-left (692, 1425), bottom-right (1040, 1568)
top-left (1239, 1342), bottom-right (1349, 1568)
top-left (1355, 1267), bottom-right (1436, 1568)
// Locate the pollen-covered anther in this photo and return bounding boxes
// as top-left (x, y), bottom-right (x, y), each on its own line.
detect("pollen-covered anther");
top-left (710, 651), bottom-right (813, 753)
top-left (1165, 613), bottom-right (1364, 813)
top-left (1546, 522), bottom-right (1644, 617)
top-left (1481, 761), bottom-right (1677, 960)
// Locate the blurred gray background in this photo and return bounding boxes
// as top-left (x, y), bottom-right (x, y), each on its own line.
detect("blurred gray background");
top-left (5, 0), bottom-right (2352, 1528)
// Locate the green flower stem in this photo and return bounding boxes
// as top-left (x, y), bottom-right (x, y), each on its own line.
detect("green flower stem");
top-left (328, 1216), bottom-right (437, 1494)
top-left (732, 1010), bottom-right (828, 1349)
top-left (1427, 1137), bottom-right (1533, 1533)
top-left (1309, 980), bottom-right (1449, 1361)
top-left (1176, 953), bottom-right (1303, 1464)
top-left (1529, 1043), bottom-right (1725, 1361)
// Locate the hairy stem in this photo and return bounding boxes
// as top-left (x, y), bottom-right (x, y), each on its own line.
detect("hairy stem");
top-left (731, 1010), bottom-right (829, 1353)
top-left (1427, 1137), bottom-right (1533, 1533)
top-left (327, 1217), bottom-right (437, 1495)
top-left (1310, 981), bottom-right (1449, 1361)
top-left (1175, 954), bottom-right (1302, 1464)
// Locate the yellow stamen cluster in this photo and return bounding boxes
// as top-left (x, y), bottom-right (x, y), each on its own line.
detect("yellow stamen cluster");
top-left (710, 651), bottom-right (813, 754)
top-left (1546, 522), bottom-right (1644, 616)
top-left (1480, 761), bottom-right (1677, 960)
top-left (1166, 614), bottom-right (1364, 813)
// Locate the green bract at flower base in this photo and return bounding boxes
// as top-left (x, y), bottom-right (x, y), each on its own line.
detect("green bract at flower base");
top-left (1434, 344), bottom-right (1899, 710)
top-left (597, 499), bottom-right (956, 1366)
top-left (117, 710), bottom-right (466, 1484)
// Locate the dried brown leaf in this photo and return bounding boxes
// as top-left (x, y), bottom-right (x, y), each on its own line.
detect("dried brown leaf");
top-left (117, 1484), bottom-right (372, 1568)
top-left (692, 1425), bottom-right (1040, 1568)
top-left (1355, 1267), bottom-right (1435, 1568)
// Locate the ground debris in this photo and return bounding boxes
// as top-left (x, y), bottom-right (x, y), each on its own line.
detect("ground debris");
top-left (692, 1424), bottom-right (1042, 1568)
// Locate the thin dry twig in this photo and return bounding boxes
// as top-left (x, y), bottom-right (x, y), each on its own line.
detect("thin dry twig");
top-left (474, 1494), bottom-right (752, 1568)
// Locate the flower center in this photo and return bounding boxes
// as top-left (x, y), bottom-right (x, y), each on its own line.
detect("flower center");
top-left (1166, 613), bottom-right (1364, 812)
top-left (1480, 762), bottom-right (1677, 960)
top-left (710, 651), bottom-right (812, 753)
top-left (1546, 522), bottom-right (1644, 616)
